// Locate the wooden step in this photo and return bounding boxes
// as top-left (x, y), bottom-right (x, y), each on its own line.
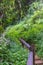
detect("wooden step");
top-left (35, 55), bottom-right (40, 60)
top-left (35, 60), bottom-right (43, 64)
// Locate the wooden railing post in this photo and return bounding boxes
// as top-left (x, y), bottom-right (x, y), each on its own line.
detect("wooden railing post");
top-left (27, 44), bottom-right (35, 65)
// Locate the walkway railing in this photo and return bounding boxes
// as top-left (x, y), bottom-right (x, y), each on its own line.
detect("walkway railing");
top-left (20, 38), bottom-right (43, 65)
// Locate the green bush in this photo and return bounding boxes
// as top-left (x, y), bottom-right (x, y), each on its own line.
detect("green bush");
top-left (0, 0), bottom-right (35, 29)
top-left (0, 37), bottom-right (28, 65)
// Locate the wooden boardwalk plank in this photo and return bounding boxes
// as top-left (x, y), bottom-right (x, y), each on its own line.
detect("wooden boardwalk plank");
top-left (35, 55), bottom-right (40, 60)
top-left (35, 60), bottom-right (43, 64)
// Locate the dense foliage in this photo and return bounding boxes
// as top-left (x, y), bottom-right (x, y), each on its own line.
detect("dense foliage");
top-left (0, 37), bottom-right (28, 65)
top-left (0, 1), bottom-right (43, 65)
top-left (0, 0), bottom-right (35, 34)
top-left (5, 2), bottom-right (43, 59)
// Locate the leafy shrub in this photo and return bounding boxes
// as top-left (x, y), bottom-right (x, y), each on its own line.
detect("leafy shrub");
top-left (0, 37), bottom-right (28, 65)
top-left (0, 0), bottom-right (35, 29)
top-left (28, 1), bottom-right (43, 14)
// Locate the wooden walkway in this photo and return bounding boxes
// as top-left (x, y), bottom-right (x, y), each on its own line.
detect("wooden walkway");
top-left (35, 55), bottom-right (43, 65)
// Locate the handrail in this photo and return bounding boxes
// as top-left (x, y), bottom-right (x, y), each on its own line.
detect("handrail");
top-left (19, 38), bottom-right (35, 65)
top-left (20, 38), bottom-right (34, 51)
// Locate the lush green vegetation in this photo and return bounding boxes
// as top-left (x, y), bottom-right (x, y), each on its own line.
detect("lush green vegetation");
top-left (0, 0), bottom-right (43, 65)
top-left (0, 0), bottom-right (35, 33)
top-left (5, 2), bottom-right (43, 59)
top-left (0, 37), bottom-right (28, 65)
